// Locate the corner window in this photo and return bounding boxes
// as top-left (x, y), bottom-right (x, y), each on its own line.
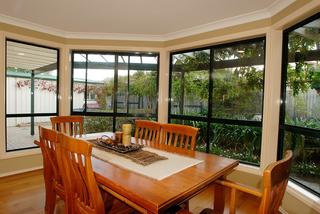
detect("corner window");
top-left (5, 39), bottom-right (59, 152)
top-left (71, 51), bottom-right (159, 133)
top-left (169, 38), bottom-right (265, 165)
top-left (279, 13), bottom-right (320, 196)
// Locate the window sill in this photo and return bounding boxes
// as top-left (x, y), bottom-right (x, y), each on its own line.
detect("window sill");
top-left (236, 163), bottom-right (261, 175)
top-left (231, 164), bottom-right (320, 212)
top-left (0, 147), bottom-right (41, 159)
top-left (286, 181), bottom-right (320, 213)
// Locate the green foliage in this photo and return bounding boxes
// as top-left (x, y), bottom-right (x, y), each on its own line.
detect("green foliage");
top-left (209, 124), bottom-right (261, 164)
top-left (84, 116), bottom-right (113, 133)
top-left (286, 32), bottom-right (318, 96)
top-left (292, 161), bottom-right (320, 177)
top-left (310, 70), bottom-right (320, 94)
top-left (286, 117), bottom-right (320, 130)
top-left (212, 67), bottom-right (263, 119)
top-left (129, 71), bottom-right (157, 111)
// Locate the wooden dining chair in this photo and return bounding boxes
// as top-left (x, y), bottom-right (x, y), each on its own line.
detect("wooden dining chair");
top-left (134, 120), bottom-right (161, 144)
top-left (56, 133), bottom-right (136, 214)
top-left (50, 116), bottom-right (84, 137)
top-left (56, 133), bottom-right (104, 214)
top-left (160, 123), bottom-right (199, 151)
top-left (178, 150), bottom-right (293, 214)
top-left (36, 126), bottom-right (69, 214)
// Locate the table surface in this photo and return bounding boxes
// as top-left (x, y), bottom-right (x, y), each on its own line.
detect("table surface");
top-left (87, 132), bottom-right (239, 214)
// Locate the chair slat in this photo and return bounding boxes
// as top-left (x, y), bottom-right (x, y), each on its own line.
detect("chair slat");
top-left (160, 124), bottom-right (199, 151)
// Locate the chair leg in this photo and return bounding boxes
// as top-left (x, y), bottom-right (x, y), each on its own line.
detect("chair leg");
top-left (181, 201), bottom-right (189, 210)
top-left (101, 190), bottom-right (115, 212)
top-left (44, 184), bottom-right (56, 214)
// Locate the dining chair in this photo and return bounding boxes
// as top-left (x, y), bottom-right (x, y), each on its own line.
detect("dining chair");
top-left (36, 126), bottom-right (69, 214)
top-left (56, 133), bottom-right (136, 214)
top-left (50, 116), bottom-right (84, 137)
top-left (134, 120), bottom-right (161, 144)
top-left (160, 123), bottom-right (199, 151)
top-left (178, 150), bottom-right (293, 214)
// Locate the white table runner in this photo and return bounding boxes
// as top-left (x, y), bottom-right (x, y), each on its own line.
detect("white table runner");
top-left (92, 146), bottom-right (203, 180)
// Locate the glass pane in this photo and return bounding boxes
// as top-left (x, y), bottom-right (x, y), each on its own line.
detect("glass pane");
top-left (116, 117), bottom-right (156, 134)
top-left (283, 131), bottom-right (320, 194)
top-left (117, 56), bottom-right (129, 113)
top-left (6, 116), bottom-right (51, 151)
top-left (212, 40), bottom-right (265, 120)
top-left (171, 50), bottom-right (210, 116)
top-left (210, 123), bottom-right (262, 164)
top-left (72, 53), bottom-right (86, 112)
top-left (129, 55), bottom-right (158, 115)
top-left (83, 116), bottom-right (113, 134)
top-left (87, 54), bottom-right (115, 112)
top-left (6, 41), bottom-right (58, 114)
top-left (285, 18), bottom-right (320, 130)
top-left (115, 117), bottom-right (136, 134)
top-left (169, 119), bottom-right (207, 152)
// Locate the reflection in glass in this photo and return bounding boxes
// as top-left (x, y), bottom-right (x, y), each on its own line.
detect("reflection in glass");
top-left (171, 50), bottom-right (210, 116)
top-left (117, 56), bottom-right (129, 113)
top-left (6, 41), bottom-right (58, 114)
top-left (128, 55), bottom-right (158, 115)
top-left (212, 41), bottom-right (265, 120)
top-left (6, 116), bottom-right (51, 151)
top-left (210, 123), bottom-right (261, 164)
top-left (83, 116), bottom-right (113, 134)
top-left (285, 20), bottom-right (320, 130)
top-left (283, 131), bottom-right (320, 194)
top-left (87, 54), bottom-right (115, 112)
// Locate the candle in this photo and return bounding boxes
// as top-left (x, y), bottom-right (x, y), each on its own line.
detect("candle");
top-left (122, 124), bottom-right (132, 146)
top-left (122, 124), bottom-right (132, 135)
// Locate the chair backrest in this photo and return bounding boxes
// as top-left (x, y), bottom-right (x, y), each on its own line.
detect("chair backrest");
top-left (37, 126), bottom-right (70, 213)
top-left (160, 124), bottom-right (199, 151)
top-left (38, 126), bottom-right (64, 193)
top-left (134, 120), bottom-right (161, 144)
top-left (50, 116), bottom-right (84, 137)
top-left (259, 150), bottom-right (293, 214)
top-left (57, 133), bottom-right (104, 214)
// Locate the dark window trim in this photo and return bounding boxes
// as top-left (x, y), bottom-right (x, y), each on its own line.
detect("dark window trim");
top-left (279, 12), bottom-right (320, 197)
top-left (168, 37), bottom-right (266, 166)
top-left (5, 39), bottom-right (60, 152)
top-left (71, 51), bottom-right (160, 132)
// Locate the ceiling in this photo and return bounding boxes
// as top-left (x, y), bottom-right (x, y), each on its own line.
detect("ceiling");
top-left (0, 0), bottom-right (295, 41)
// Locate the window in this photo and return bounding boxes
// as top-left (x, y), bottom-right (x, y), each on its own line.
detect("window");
top-left (169, 38), bottom-right (265, 165)
top-left (71, 51), bottom-right (159, 133)
top-left (279, 13), bottom-right (320, 196)
top-left (5, 39), bottom-right (59, 152)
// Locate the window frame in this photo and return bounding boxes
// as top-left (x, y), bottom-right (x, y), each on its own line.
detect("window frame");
top-left (5, 38), bottom-right (60, 152)
top-left (168, 37), bottom-right (266, 166)
top-left (278, 12), bottom-right (320, 197)
top-left (70, 50), bottom-right (160, 132)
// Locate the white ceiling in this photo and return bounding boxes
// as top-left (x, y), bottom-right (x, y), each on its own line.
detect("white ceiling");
top-left (0, 0), bottom-right (295, 41)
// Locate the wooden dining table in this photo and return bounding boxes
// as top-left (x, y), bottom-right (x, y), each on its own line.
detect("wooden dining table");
top-left (84, 132), bottom-right (239, 214)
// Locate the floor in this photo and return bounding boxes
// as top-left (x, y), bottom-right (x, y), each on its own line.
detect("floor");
top-left (0, 170), bottom-right (260, 214)
top-left (6, 122), bottom-right (51, 151)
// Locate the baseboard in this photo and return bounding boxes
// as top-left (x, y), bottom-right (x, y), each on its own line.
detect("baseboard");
top-left (0, 166), bottom-right (43, 178)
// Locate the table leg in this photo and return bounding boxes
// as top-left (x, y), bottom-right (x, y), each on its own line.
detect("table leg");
top-left (213, 182), bottom-right (225, 214)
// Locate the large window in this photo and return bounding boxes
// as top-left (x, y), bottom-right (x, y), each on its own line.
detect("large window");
top-left (170, 38), bottom-right (265, 165)
top-left (71, 51), bottom-right (159, 133)
top-left (5, 39), bottom-right (59, 152)
top-left (279, 13), bottom-right (320, 196)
